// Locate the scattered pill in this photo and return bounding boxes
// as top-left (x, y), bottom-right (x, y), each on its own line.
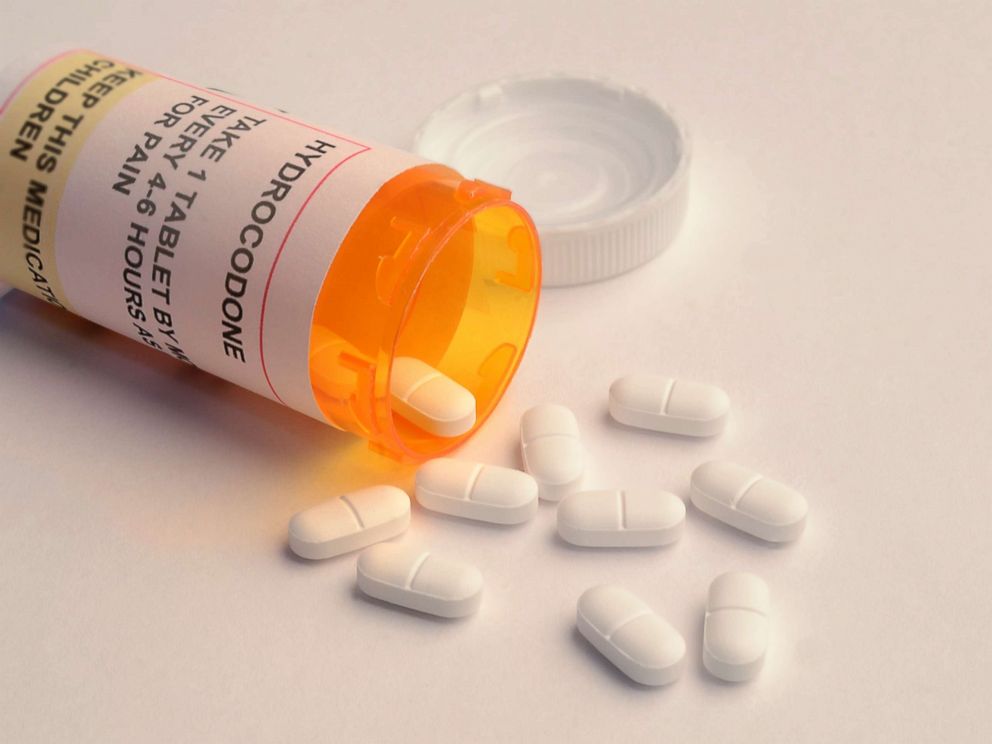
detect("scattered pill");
top-left (415, 458), bottom-right (539, 524)
top-left (703, 572), bottom-right (770, 682)
top-left (357, 542), bottom-right (483, 618)
top-left (576, 585), bottom-right (685, 686)
top-left (557, 489), bottom-right (685, 547)
top-left (390, 356), bottom-right (476, 437)
top-left (520, 403), bottom-right (585, 501)
top-left (690, 461), bottom-right (807, 542)
top-left (288, 486), bottom-right (410, 560)
top-left (609, 374), bottom-right (730, 436)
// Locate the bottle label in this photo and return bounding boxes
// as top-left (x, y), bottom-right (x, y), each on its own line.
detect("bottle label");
top-left (0, 49), bottom-right (425, 422)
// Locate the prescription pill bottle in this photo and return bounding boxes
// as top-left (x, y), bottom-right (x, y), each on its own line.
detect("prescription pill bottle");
top-left (0, 50), bottom-right (540, 461)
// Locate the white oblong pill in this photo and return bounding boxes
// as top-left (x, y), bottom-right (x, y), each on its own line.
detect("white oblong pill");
top-left (415, 458), bottom-right (539, 525)
top-left (288, 485), bottom-right (410, 560)
top-left (557, 490), bottom-right (685, 547)
top-left (576, 585), bottom-right (685, 686)
top-left (704, 572), bottom-right (769, 682)
top-left (357, 542), bottom-right (483, 618)
top-left (609, 375), bottom-right (730, 436)
top-left (390, 356), bottom-right (476, 437)
top-left (690, 461), bottom-right (808, 542)
top-left (520, 404), bottom-right (585, 502)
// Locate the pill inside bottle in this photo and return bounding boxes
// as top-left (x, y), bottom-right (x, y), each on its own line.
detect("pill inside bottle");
top-left (388, 357), bottom-right (476, 437)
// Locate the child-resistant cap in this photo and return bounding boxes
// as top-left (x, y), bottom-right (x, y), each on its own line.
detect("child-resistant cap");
top-left (413, 75), bottom-right (691, 287)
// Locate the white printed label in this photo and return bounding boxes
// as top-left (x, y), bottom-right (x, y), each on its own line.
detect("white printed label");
top-left (0, 51), bottom-right (425, 422)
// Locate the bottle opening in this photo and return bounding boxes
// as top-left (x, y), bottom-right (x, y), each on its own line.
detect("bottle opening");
top-left (308, 165), bottom-right (540, 461)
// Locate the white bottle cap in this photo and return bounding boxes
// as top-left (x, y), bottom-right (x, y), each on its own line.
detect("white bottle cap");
top-left (413, 75), bottom-right (690, 287)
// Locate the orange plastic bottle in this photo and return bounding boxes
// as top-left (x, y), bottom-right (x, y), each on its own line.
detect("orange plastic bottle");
top-left (308, 164), bottom-right (541, 460)
top-left (0, 49), bottom-right (540, 461)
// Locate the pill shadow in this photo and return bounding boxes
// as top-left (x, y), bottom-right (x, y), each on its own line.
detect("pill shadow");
top-left (569, 626), bottom-right (672, 693)
top-left (599, 409), bottom-right (712, 448)
top-left (550, 531), bottom-right (679, 553)
top-left (349, 584), bottom-right (470, 625)
top-left (412, 508), bottom-right (531, 533)
top-left (282, 542), bottom-right (338, 566)
top-left (687, 504), bottom-right (798, 551)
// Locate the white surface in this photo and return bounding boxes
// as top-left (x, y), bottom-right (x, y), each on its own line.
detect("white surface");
top-left (413, 75), bottom-right (690, 286)
top-left (703, 572), bottom-right (771, 683)
top-left (415, 459), bottom-right (539, 525)
top-left (576, 584), bottom-right (686, 686)
top-left (1, 1), bottom-right (991, 742)
top-left (556, 489), bottom-right (685, 547)
top-left (356, 541), bottom-right (483, 618)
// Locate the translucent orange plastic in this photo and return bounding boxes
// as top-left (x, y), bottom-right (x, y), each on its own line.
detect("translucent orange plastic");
top-left (308, 164), bottom-right (541, 461)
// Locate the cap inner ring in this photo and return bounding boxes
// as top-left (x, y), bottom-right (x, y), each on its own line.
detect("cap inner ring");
top-left (414, 75), bottom-right (690, 286)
